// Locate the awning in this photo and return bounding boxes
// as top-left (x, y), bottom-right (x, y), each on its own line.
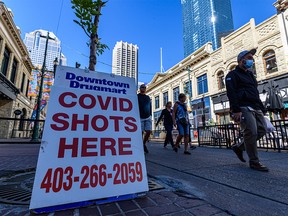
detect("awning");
top-left (0, 72), bottom-right (20, 100)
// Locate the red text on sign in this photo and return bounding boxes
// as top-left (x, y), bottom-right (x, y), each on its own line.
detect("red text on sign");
top-left (57, 137), bottom-right (133, 158)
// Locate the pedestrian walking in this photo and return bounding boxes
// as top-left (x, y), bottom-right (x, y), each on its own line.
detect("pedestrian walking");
top-left (225, 48), bottom-right (269, 172)
top-left (172, 93), bottom-right (191, 155)
top-left (156, 101), bottom-right (175, 148)
top-left (138, 84), bottom-right (152, 153)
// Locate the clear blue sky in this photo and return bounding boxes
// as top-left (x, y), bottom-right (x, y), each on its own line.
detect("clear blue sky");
top-left (5, 0), bottom-right (277, 84)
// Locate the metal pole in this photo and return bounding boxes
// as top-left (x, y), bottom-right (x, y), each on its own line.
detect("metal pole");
top-left (187, 67), bottom-right (192, 99)
top-left (202, 97), bottom-right (205, 127)
top-left (31, 32), bottom-right (50, 141)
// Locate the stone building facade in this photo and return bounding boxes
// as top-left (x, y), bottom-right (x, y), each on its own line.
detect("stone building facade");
top-left (146, 3), bottom-right (288, 130)
top-left (0, 2), bottom-right (35, 138)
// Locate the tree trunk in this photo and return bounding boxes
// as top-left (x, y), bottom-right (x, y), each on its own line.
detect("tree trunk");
top-left (88, 3), bottom-right (102, 71)
top-left (89, 34), bottom-right (96, 71)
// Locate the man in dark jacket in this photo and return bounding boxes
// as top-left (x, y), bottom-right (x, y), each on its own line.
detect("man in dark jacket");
top-left (137, 84), bottom-right (152, 153)
top-left (226, 49), bottom-right (268, 172)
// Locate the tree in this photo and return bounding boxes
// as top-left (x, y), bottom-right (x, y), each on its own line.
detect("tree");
top-left (71, 0), bottom-right (108, 71)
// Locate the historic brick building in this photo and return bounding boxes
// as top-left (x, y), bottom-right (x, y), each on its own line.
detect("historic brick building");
top-left (146, 1), bottom-right (288, 130)
top-left (0, 2), bottom-right (35, 138)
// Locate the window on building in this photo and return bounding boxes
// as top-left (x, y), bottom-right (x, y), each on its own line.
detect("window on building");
top-left (197, 74), bottom-right (208, 95)
top-left (217, 71), bottom-right (225, 90)
top-left (20, 73), bottom-right (26, 93)
top-left (263, 50), bottom-right (277, 73)
top-left (163, 92), bottom-right (168, 106)
top-left (1, 47), bottom-right (10, 76)
top-left (173, 87), bottom-right (179, 103)
top-left (155, 96), bottom-right (159, 109)
top-left (10, 58), bottom-right (18, 84)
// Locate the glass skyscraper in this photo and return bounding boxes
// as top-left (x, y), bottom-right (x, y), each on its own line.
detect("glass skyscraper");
top-left (24, 30), bottom-right (66, 71)
top-left (181, 0), bottom-right (234, 57)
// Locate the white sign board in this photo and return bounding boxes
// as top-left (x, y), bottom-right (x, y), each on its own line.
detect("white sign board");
top-left (30, 66), bottom-right (148, 209)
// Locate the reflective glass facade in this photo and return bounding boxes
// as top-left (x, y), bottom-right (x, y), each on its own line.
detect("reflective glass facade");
top-left (181, 0), bottom-right (234, 57)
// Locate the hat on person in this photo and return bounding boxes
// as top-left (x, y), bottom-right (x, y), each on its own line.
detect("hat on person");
top-left (140, 84), bottom-right (146, 88)
top-left (237, 48), bottom-right (257, 62)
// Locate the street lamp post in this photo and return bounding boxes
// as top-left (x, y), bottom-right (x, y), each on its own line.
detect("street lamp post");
top-left (187, 67), bottom-right (192, 99)
top-left (31, 32), bottom-right (50, 141)
top-left (201, 96), bottom-right (205, 127)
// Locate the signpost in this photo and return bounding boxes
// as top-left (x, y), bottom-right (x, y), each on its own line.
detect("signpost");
top-left (30, 66), bottom-right (148, 211)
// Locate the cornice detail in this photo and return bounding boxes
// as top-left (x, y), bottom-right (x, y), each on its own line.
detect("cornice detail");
top-left (0, 3), bottom-right (33, 71)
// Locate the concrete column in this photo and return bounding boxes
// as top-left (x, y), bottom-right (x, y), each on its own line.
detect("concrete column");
top-left (6, 52), bottom-right (14, 81)
top-left (0, 39), bottom-right (6, 69)
top-left (168, 84), bottom-right (173, 104)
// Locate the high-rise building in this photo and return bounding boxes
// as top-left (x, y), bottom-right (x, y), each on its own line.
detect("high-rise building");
top-left (112, 41), bottom-right (138, 84)
top-left (24, 30), bottom-right (65, 71)
top-left (181, 0), bottom-right (234, 57)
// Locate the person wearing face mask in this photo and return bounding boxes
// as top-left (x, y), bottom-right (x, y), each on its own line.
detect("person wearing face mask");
top-left (225, 49), bottom-right (268, 172)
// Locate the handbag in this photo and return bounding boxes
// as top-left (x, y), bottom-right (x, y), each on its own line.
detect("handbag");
top-left (179, 117), bottom-right (188, 126)
top-left (264, 117), bottom-right (276, 133)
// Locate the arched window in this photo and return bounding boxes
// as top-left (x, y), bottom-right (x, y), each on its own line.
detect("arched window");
top-left (263, 50), bottom-right (277, 74)
top-left (229, 65), bottom-right (236, 71)
top-left (217, 71), bottom-right (225, 90)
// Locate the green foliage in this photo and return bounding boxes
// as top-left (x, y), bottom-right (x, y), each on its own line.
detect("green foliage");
top-left (71, 0), bottom-right (109, 57)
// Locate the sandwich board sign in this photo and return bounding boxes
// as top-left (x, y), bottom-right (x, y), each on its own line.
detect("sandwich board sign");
top-left (30, 66), bottom-right (148, 210)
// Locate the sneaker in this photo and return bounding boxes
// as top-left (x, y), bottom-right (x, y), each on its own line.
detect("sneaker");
top-left (249, 162), bottom-right (269, 172)
top-left (231, 144), bottom-right (246, 162)
top-left (184, 151), bottom-right (191, 155)
top-left (164, 143), bottom-right (168, 147)
top-left (144, 145), bottom-right (149, 153)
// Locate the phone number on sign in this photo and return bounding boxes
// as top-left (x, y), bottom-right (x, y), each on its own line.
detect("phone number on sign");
top-left (40, 162), bottom-right (143, 193)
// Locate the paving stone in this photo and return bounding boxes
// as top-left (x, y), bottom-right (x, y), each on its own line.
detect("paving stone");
top-left (5, 211), bottom-right (30, 216)
top-left (135, 197), bottom-right (157, 208)
top-left (188, 204), bottom-right (222, 216)
top-left (125, 209), bottom-right (147, 216)
top-left (168, 210), bottom-right (194, 216)
top-left (54, 209), bottom-right (74, 216)
top-left (143, 203), bottom-right (182, 216)
top-left (176, 199), bottom-right (207, 209)
top-left (147, 192), bottom-right (171, 205)
top-left (157, 191), bottom-right (180, 199)
top-left (98, 203), bottom-right (121, 215)
top-left (213, 211), bottom-right (232, 216)
top-left (117, 200), bottom-right (139, 212)
top-left (79, 206), bottom-right (101, 216)
top-left (175, 191), bottom-right (197, 199)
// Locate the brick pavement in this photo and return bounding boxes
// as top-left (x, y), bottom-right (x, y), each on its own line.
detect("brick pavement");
top-left (0, 143), bottom-right (232, 216)
top-left (0, 190), bottom-right (231, 216)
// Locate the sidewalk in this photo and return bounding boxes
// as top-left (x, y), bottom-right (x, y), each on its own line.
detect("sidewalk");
top-left (0, 143), bottom-right (231, 216)
top-left (2, 141), bottom-right (288, 215)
